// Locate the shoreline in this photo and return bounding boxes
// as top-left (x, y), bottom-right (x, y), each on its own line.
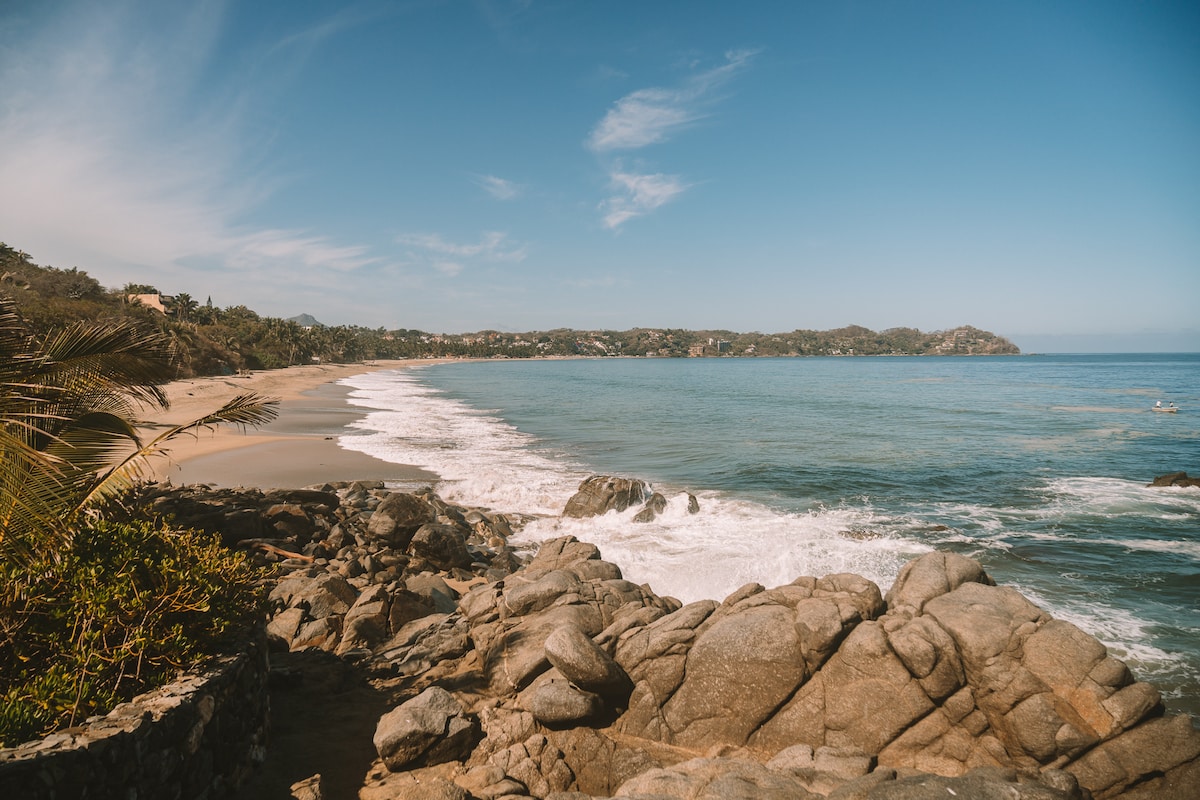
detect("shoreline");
top-left (143, 361), bottom-right (444, 490)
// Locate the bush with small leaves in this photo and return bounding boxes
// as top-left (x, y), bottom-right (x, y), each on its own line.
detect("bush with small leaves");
top-left (0, 519), bottom-right (267, 746)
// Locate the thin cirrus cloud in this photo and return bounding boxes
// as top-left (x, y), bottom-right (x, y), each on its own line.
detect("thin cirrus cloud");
top-left (601, 170), bottom-right (690, 230)
top-left (588, 49), bottom-right (758, 229)
top-left (587, 49), bottom-right (759, 153)
top-left (232, 230), bottom-right (380, 273)
top-left (0, 3), bottom-right (381, 290)
top-left (473, 174), bottom-right (522, 200)
top-left (396, 231), bottom-right (528, 277)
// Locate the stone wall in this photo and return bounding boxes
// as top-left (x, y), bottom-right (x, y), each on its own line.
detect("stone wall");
top-left (0, 632), bottom-right (269, 800)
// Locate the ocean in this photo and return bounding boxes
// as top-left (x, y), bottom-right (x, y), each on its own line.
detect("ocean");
top-left (337, 354), bottom-right (1200, 720)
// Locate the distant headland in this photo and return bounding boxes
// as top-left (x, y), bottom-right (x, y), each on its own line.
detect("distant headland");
top-left (1, 243), bottom-right (1019, 378)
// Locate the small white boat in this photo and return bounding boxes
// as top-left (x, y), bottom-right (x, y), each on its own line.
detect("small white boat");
top-left (1152, 405), bottom-right (1179, 413)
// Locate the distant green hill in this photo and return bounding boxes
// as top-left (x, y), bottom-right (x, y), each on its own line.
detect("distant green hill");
top-left (1, 243), bottom-right (1019, 377)
top-left (288, 313), bottom-right (323, 327)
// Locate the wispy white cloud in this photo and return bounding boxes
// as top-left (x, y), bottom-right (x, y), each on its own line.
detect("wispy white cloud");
top-left (601, 169), bottom-right (689, 230)
top-left (589, 49), bottom-right (758, 229)
top-left (588, 48), bottom-right (759, 152)
top-left (0, 2), bottom-right (380, 293)
top-left (590, 88), bottom-right (696, 152)
top-left (473, 173), bottom-right (521, 200)
top-left (396, 231), bottom-right (528, 275)
top-left (231, 230), bottom-right (380, 272)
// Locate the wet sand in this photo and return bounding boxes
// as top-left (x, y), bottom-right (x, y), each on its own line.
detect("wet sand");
top-left (142, 361), bottom-right (442, 490)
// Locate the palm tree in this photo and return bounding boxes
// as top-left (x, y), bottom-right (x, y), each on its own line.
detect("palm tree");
top-left (173, 292), bottom-right (198, 322)
top-left (0, 299), bottom-right (278, 563)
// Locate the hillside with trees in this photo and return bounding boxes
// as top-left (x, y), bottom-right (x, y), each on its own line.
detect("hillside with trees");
top-left (1, 244), bottom-right (1019, 378)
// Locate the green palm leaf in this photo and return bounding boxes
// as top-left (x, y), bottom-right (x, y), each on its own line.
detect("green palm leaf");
top-left (0, 298), bottom-right (279, 563)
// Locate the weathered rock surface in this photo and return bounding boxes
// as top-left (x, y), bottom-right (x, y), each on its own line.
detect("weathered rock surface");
top-left (368, 490), bottom-right (437, 547)
top-left (374, 686), bottom-right (477, 771)
top-left (117, 482), bottom-right (1200, 800)
top-left (544, 624), bottom-right (632, 701)
top-left (631, 492), bottom-right (668, 523)
top-left (1149, 471), bottom-right (1200, 488)
top-left (563, 476), bottom-right (649, 518)
top-left (523, 678), bottom-right (604, 725)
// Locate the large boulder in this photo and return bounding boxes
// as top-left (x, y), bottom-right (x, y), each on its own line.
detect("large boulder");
top-left (1148, 471), bottom-right (1200, 488)
top-left (1065, 713), bottom-right (1200, 799)
top-left (751, 618), bottom-right (937, 756)
top-left (632, 492), bottom-right (668, 523)
top-left (925, 583), bottom-right (1113, 768)
top-left (618, 574), bottom-right (885, 749)
top-left (544, 623), bottom-right (631, 700)
top-left (885, 551), bottom-right (993, 613)
top-left (263, 503), bottom-right (320, 541)
top-left (479, 603), bottom-right (605, 694)
top-left (615, 600), bottom-right (718, 741)
top-left (664, 601), bottom-right (808, 747)
top-left (469, 538), bottom-right (675, 695)
top-left (367, 492), bottom-right (436, 548)
top-left (271, 572), bottom-right (359, 619)
top-left (373, 686), bottom-right (477, 772)
top-left (524, 536), bottom-right (604, 573)
top-left (407, 523), bottom-right (472, 571)
top-left (562, 476), bottom-right (649, 518)
top-left (613, 757), bottom-right (822, 800)
top-left (336, 584), bottom-right (391, 655)
top-left (864, 769), bottom-right (1086, 799)
top-left (523, 678), bottom-right (604, 725)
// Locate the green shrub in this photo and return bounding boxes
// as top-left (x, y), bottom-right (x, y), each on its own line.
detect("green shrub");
top-left (0, 519), bottom-right (266, 746)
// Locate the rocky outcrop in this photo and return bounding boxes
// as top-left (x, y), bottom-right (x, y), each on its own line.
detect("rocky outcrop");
top-left (564, 476), bottom-right (701, 523)
top-left (1149, 471), bottom-right (1200, 489)
top-left (374, 687), bottom-right (477, 771)
top-left (96, 482), bottom-right (1200, 799)
top-left (563, 476), bottom-right (649, 518)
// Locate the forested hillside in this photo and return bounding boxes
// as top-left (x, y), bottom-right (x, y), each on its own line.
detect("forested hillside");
top-left (1, 244), bottom-right (1019, 377)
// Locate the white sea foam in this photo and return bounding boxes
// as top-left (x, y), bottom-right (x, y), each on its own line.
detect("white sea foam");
top-left (338, 368), bottom-right (585, 514)
top-left (1041, 476), bottom-right (1200, 515)
top-left (518, 495), bottom-right (931, 605)
top-left (337, 368), bottom-right (928, 603)
top-left (1089, 537), bottom-right (1200, 560)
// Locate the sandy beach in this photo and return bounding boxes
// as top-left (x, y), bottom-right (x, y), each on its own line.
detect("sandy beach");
top-left (141, 361), bottom-right (442, 489)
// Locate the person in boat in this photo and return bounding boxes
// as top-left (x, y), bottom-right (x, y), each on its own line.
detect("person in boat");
top-left (1155, 400), bottom-right (1163, 408)
top-left (1169, 402), bottom-right (1177, 408)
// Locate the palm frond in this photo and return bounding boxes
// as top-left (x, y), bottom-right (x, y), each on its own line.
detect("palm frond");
top-left (79, 393), bottom-right (279, 508)
top-left (29, 320), bottom-right (175, 410)
top-left (0, 429), bottom-right (72, 561)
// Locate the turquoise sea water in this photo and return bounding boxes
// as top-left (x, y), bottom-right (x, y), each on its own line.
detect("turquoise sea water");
top-left (338, 354), bottom-right (1200, 720)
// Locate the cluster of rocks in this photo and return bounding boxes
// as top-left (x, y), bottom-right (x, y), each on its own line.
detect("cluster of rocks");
top-left (1148, 471), bottom-right (1200, 489)
top-left (142, 475), bottom-right (1199, 800)
top-left (562, 476), bottom-right (698, 523)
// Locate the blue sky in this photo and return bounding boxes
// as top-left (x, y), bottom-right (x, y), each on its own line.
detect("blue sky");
top-left (1, 1), bottom-right (1197, 351)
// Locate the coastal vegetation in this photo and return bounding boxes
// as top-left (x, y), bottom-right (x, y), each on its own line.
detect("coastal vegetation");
top-left (2, 244), bottom-right (1018, 380)
top-left (0, 294), bottom-right (276, 744)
